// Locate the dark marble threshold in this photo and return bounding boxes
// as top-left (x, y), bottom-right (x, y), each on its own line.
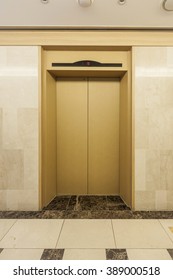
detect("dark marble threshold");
top-left (0, 195), bottom-right (173, 219)
top-left (0, 210), bottom-right (173, 219)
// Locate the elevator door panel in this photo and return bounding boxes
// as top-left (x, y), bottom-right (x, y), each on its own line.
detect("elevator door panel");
top-left (56, 78), bottom-right (87, 194)
top-left (88, 78), bottom-right (120, 194)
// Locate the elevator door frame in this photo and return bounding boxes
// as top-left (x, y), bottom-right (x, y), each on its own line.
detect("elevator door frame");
top-left (41, 48), bottom-right (133, 210)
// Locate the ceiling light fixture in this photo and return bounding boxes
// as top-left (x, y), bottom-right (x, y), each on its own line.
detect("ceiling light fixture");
top-left (118, 0), bottom-right (126, 5)
top-left (41, 0), bottom-right (49, 4)
top-left (78, 0), bottom-right (94, 8)
top-left (162, 0), bottom-right (173, 11)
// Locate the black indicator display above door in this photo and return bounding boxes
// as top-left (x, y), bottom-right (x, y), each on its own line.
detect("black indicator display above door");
top-left (52, 60), bottom-right (123, 67)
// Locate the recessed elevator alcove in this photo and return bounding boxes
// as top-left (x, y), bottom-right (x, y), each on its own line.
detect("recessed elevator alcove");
top-left (41, 48), bottom-right (132, 209)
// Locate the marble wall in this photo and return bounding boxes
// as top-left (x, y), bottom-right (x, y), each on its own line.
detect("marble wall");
top-left (134, 47), bottom-right (173, 210)
top-left (0, 46), bottom-right (39, 210)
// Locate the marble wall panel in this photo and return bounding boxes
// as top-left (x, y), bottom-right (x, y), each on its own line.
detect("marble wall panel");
top-left (0, 109), bottom-right (2, 148)
top-left (18, 108), bottom-right (38, 150)
top-left (134, 47), bottom-right (173, 210)
top-left (0, 46), bottom-right (39, 211)
top-left (0, 150), bottom-right (24, 190)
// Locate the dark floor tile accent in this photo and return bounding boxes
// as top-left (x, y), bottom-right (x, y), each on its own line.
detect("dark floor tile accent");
top-left (41, 210), bottom-right (65, 219)
top-left (0, 211), bottom-right (43, 219)
top-left (106, 249), bottom-right (128, 260)
top-left (167, 249), bottom-right (173, 260)
top-left (89, 210), bottom-right (134, 219)
top-left (133, 211), bottom-right (173, 219)
top-left (65, 210), bottom-right (91, 219)
top-left (43, 196), bottom-right (71, 211)
top-left (67, 196), bottom-right (81, 211)
top-left (67, 195), bottom-right (108, 211)
top-left (107, 196), bottom-right (130, 210)
top-left (0, 195), bottom-right (173, 219)
top-left (0, 249), bottom-right (3, 254)
top-left (41, 249), bottom-right (64, 260)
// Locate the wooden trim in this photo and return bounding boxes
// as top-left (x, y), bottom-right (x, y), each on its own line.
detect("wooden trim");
top-left (38, 46), bottom-right (43, 210)
top-left (0, 30), bottom-right (173, 46)
top-left (131, 47), bottom-right (136, 211)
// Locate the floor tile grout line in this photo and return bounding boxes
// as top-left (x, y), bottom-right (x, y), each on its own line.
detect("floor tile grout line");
top-left (111, 220), bottom-right (117, 249)
top-left (55, 219), bottom-right (65, 249)
top-left (158, 219), bottom-right (173, 246)
top-left (0, 219), bottom-right (18, 242)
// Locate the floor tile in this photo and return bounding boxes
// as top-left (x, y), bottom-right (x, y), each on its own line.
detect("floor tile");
top-left (0, 248), bottom-right (3, 254)
top-left (127, 249), bottom-right (172, 260)
top-left (159, 220), bottom-right (173, 242)
top-left (0, 249), bottom-right (43, 260)
top-left (63, 249), bottom-right (106, 260)
top-left (41, 249), bottom-right (64, 260)
top-left (106, 249), bottom-right (128, 260)
top-left (68, 196), bottom-right (108, 211)
top-left (0, 219), bottom-right (16, 240)
top-left (167, 249), bottom-right (173, 260)
top-left (57, 219), bottom-right (115, 249)
top-left (43, 196), bottom-right (71, 211)
top-left (0, 219), bottom-right (63, 249)
top-left (112, 220), bottom-right (173, 248)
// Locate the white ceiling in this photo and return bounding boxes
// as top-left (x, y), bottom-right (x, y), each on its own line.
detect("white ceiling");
top-left (0, 0), bottom-right (173, 29)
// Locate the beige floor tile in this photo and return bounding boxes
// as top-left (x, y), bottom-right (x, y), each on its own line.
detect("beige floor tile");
top-left (159, 220), bottom-right (173, 242)
top-left (0, 219), bottom-right (16, 241)
top-left (63, 249), bottom-right (106, 260)
top-left (0, 219), bottom-right (63, 249)
top-left (57, 219), bottom-right (115, 249)
top-left (127, 249), bottom-right (172, 260)
top-left (112, 220), bottom-right (173, 249)
top-left (0, 249), bottom-right (43, 260)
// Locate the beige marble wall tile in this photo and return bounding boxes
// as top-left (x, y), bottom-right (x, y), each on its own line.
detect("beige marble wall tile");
top-left (167, 191), bottom-right (173, 210)
top-left (135, 149), bottom-right (146, 191)
top-left (146, 150), bottom-right (160, 191)
top-left (0, 46), bottom-right (39, 211)
top-left (155, 191), bottom-right (167, 211)
top-left (135, 191), bottom-right (155, 210)
top-left (0, 150), bottom-right (24, 190)
top-left (0, 109), bottom-right (2, 148)
top-left (18, 108), bottom-right (38, 150)
top-left (160, 151), bottom-right (173, 190)
top-left (0, 191), bottom-right (7, 209)
top-left (6, 190), bottom-right (39, 211)
top-left (134, 47), bottom-right (167, 70)
top-left (134, 47), bottom-right (173, 210)
top-left (135, 109), bottom-right (149, 149)
top-left (6, 46), bottom-right (38, 68)
top-left (0, 77), bottom-right (38, 108)
top-left (24, 149), bottom-right (38, 190)
top-left (2, 108), bottom-right (22, 150)
top-left (0, 189), bottom-right (39, 211)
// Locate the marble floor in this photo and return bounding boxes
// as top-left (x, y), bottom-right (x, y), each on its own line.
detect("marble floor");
top-left (0, 219), bottom-right (173, 260)
top-left (0, 196), bottom-right (173, 219)
top-left (0, 196), bottom-right (173, 260)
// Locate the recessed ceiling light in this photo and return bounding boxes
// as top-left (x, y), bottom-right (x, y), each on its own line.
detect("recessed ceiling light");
top-left (41, 0), bottom-right (49, 4)
top-left (118, 0), bottom-right (126, 5)
top-left (78, 0), bottom-right (94, 8)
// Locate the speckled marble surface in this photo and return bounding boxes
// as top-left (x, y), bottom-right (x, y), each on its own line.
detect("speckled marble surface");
top-left (0, 196), bottom-right (173, 219)
top-left (167, 249), bottom-right (173, 260)
top-left (41, 249), bottom-right (64, 260)
top-left (106, 249), bottom-right (128, 260)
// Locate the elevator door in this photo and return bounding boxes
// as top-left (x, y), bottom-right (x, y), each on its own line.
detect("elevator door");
top-left (56, 77), bottom-right (120, 195)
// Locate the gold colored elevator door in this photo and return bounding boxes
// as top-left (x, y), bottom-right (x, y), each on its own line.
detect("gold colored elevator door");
top-left (56, 77), bottom-right (120, 195)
